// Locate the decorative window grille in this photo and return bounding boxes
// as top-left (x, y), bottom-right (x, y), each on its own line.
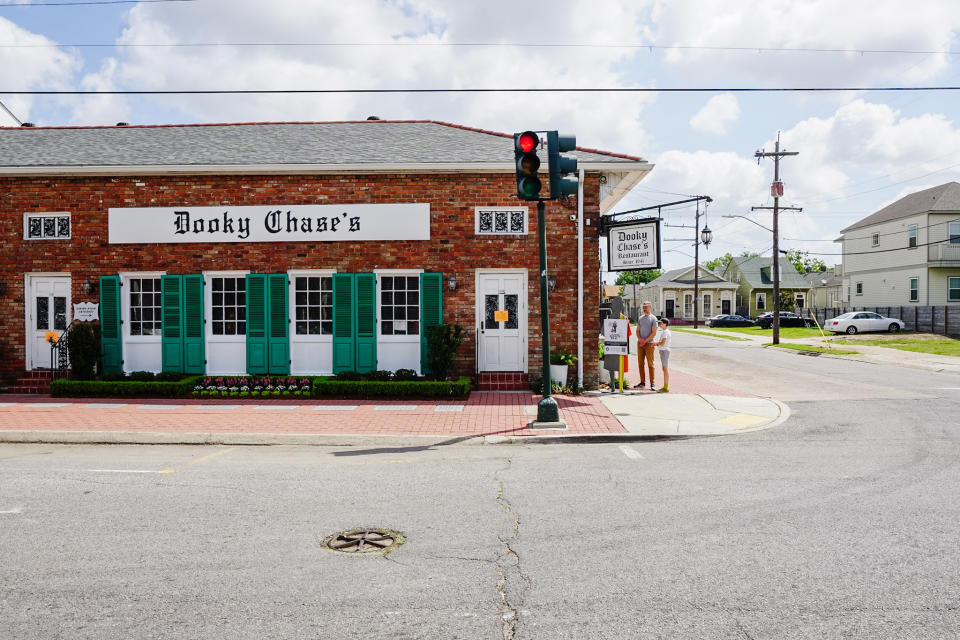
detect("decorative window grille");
top-left (475, 207), bottom-right (528, 235)
top-left (25, 212), bottom-right (71, 240)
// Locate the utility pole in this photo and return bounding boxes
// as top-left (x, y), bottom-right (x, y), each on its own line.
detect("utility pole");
top-left (752, 133), bottom-right (801, 345)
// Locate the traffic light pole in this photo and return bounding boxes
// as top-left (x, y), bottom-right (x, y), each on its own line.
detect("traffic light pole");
top-left (534, 198), bottom-right (563, 427)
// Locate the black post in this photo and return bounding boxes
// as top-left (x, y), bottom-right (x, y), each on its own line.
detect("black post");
top-left (535, 199), bottom-right (560, 424)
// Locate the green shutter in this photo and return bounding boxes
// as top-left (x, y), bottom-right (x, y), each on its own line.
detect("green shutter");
top-left (355, 273), bottom-right (377, 374)
top-left (182, 274), bottom-right (205, 374)
top-left (267, 273), bottom-right (290, 374)
top-left (161, 275), bottom-right (184, 373)
top-left (332, 273), bottom-right (355, 373)
top-left (419, 273), bottom-right (443, 374)
top-left (99, 275), bottom-right (123, 374)
top-left (245, 274), bottom-right (268, 374)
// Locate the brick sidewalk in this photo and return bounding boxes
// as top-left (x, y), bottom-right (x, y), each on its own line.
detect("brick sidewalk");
top-left (605, 364), bottom-right (752, 397)
top-left (0, 392), bottom-right (624, 437)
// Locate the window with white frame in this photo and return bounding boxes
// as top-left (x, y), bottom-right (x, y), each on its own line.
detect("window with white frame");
top-left (908, 224), bottom-right (918, 248)
top-left (211, 277), bottom-right (246, 335)
top-left (380, 275), bottom-right (420, 335)
top-left (909, 277), bottom-right (919, 302)
top-left (756, 293), bottom-right (766, 310)
top-left (24, 212), bottom-right (71, 240)
top-left (949, 277), bottom-right (960, 301)
top-left (950, 222), bottom-right (960, 244)
top-left (294, 275), bottom-right (333, 335)
top-left (795, 293), bottom-right (805, 309)
top-left (871, 232), bottom-right (880, 246)
top-left (856, 282), bottom-right (863, 295)
top-left (475, 207), bottom-right (528, 235)
top-left (128, 277), bottom-right (162, 336)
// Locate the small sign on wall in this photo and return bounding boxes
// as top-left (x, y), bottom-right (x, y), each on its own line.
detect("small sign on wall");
top-left (73, 302), bottom-right (99, 322)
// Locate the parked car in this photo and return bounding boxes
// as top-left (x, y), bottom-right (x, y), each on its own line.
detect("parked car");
top-left (825, 311), bottom-right (905, 334)
top-left (756, 311), bottom-right (812, 329)
top-left (706, 314), bottom-right (755, 328)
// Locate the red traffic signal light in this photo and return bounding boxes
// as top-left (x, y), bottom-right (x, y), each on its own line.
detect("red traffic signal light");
top-left (514, 131), bottom-right (542, 201)
top-left (517, 131), bottom-right (538, 154)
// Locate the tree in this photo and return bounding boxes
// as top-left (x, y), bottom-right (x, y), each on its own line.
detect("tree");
top-left (705, 251), bottom-right (759, 274)
top-left (784, 249), bottom-right (826, 274)
top-left (614, 269), bottom-right (662, 288)
top-left (778, 289), bottom-right (796, 311)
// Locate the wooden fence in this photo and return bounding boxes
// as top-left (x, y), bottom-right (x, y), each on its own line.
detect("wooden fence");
top-left (800, 306), bottom-right (960, 337)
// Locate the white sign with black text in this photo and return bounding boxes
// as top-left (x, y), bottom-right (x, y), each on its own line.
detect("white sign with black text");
top-left (603, 318), bottom-right (629, 355)
top-left (73, 302), bottom-right (99, 322)
top-left (607, 218), bottom-right (660, 271)
top-left (108, 203), bottom-right (430, 244)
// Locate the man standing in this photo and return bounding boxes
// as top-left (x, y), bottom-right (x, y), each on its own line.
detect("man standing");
top-left (635, 301), bottom-right (658, 390)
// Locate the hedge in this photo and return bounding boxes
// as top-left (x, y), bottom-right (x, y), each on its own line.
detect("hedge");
top-left (50, 376), bottom-right (203, 398)
top-left (312, 376), bottom-right (471, 399)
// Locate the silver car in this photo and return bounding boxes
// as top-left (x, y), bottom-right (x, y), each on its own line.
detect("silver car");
top-left (825, 311), bottom-right (905, 334)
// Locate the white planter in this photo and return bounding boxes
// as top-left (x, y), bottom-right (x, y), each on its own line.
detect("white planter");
top-left (549, 364), bottom-right (569, 386)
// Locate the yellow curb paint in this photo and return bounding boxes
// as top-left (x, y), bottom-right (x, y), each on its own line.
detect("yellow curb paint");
top-left (717, 413), bottom-right (769, 428)
top-left (159, 447), bottom-right (237, 474)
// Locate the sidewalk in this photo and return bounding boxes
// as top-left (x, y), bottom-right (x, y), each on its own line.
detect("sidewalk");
top-left (0, 367), bottom-right (786, 446)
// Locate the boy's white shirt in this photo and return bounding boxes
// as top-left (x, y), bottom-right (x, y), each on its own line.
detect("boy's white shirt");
top-left (656, 328), bottom-right (672, 350)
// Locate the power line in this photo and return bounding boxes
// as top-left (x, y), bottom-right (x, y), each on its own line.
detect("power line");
top-left (2, 86), bottom-right (960, 95)
top-left (0, 40), bottom-right (956, 55)
top-left (796, 236), bottom-right (957, 256)
top-left (786, 217), bottom-right (960, 242)
top-left (0, 0), bottom-right (195, 6)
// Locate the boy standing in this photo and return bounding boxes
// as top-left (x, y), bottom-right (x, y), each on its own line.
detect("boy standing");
top-left (652, 318), bottom-right (672, 393)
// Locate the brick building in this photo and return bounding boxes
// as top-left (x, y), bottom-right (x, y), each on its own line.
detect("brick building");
top-left (1, 120), bottom-right (651, 389)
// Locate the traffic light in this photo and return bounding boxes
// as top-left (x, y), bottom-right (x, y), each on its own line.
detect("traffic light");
top-left (547, 131), bottom-right (578, 199)
top-left (514, 131), bottom-right (542, 201)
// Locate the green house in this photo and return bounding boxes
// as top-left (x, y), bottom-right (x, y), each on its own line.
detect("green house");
top-left (722, 256), bottom-right (808, 318)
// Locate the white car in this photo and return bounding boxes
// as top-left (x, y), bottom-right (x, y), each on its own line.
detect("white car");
top-left (825, 311), bottom-right (905, 334)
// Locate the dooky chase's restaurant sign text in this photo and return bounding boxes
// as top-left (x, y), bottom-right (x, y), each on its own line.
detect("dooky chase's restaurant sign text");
top-left (108, 203), bottom-right (430, 244)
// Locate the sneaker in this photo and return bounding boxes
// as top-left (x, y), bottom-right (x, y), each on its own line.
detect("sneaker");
top-left (649, 385), bottom-right (656, 392)
top-left (634, 382), bottom-right (646, 389)
top-left (657, 387), bottom-right (669, 393)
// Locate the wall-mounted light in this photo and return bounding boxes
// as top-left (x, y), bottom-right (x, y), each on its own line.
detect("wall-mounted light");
top-left (547, 275), bottom-right (557, 293)
top-left (448, 275), bottom-right (457, 291)
top-left (82, 278), bottom-right (98, 296)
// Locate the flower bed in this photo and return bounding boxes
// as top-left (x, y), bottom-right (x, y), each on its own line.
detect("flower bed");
top-left (192, 376), bottom-right (314, 398)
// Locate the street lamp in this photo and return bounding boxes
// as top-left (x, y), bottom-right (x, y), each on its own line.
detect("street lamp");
top-left (700, 225), bottom-right (713, 247)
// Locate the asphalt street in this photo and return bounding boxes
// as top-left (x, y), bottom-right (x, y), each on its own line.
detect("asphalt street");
top-left (2, 331), bottom-right (959, 639)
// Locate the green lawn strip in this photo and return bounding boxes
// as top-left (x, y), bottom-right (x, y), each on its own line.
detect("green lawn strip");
top-left (670, 327), bottom-right (750, 341)
top-left (764, 342), bottom-right (859, 355)
top-left (705, 326), bottom-right (825, 339)
top-left (831, 338), bottom-right (960, 357)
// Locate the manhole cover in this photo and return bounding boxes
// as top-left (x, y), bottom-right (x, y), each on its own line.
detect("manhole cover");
top-left (322, 528), bottom-right (404, 555)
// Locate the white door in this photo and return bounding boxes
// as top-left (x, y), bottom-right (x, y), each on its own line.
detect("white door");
top-left (477, 271), bottom-right (526, 372)
top-left (28, 275), bottom-right (71, 370)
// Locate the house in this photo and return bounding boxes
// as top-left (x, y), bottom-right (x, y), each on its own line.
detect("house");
top-left (838, 182), bottom-right (960, 307)
top-left (801, 265), bottom-right (845, 309)
top-left (722, 255), bottom-right (808, 318)
top-left (1, 120), bottom-right (652, 390)
top-left (633, 266), bottom-right (738, 321)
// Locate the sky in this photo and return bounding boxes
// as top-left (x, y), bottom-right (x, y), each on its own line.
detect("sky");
top-left (2, 0), bottom-right (960, 281)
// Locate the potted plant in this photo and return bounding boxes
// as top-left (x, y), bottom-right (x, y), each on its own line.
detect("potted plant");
top-left (549, 349), bottom-right (577, 387)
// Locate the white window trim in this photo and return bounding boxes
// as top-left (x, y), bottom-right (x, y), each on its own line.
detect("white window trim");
top-left (288, 269), bottom-right (336, 343)
top-left (909, 276), bottom-right (919, 303)
top-left (204, 270), bottom-right (249, 343)
top-left (856, 282), bottom-right (864, 296)
top-left (908, 224), bottom-right (918, 249)
top-left (375, 269), bottom-right (424, 342)
top-left (474, 206), bottom-right (529, 235)
top-left (871, 233), bottom-right (880, 247)
top-left (950, 222), bottom-right (960, 244)
top-left (24, 212), bottom-right (71, 240)
top-left (949, 276), bottom-right (960, 302)
top-left (756, 293), bottom-right (766, 310)
top-left (119, 271), bottom-right (166, 343)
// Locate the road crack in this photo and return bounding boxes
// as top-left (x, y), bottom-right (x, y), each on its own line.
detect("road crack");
top-left (493, 458), bottom-right (528, 640)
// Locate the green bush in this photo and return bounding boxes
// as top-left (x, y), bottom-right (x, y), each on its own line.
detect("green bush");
top-left (312, 377), bottom-right (471, 399)
top-left (156, 371), bottom-right (185, 382)
top-left (367, 369), bottom-right (393, 381)
top-left (128, 370), bottom-right (156, 381)
top-left (393, 368), bottom-right (418, 381)
top-left (425, 323), bottom-right (465, 380)
top-left (335, 371), bottom-right (364, 381)
top-left (66, 323), bottom-right (100, 380)
top-left (550, 349), bottom-right (577, 365)
top-left (50, 376), bottom-right (203, 398)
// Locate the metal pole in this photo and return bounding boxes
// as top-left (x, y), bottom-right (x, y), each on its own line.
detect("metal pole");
top-left (535, 199), bottom-right (560, 424)
top-left (772, 136), bottom-right (781, 345)
top-left (694, 201), bottom-right (700, 329)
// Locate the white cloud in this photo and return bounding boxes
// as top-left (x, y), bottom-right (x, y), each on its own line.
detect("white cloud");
top-left (689, 93), bottom-right (740, 134)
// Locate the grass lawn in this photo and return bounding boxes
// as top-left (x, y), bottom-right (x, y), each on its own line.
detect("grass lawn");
top-left (831, 337), bottom-right (960, 357)
top-left (765, 342), bottom-right (859, 355)
top-left (671, 327), bottom-right (750, 341)
top-left (704, 325), bottom-right (827, 339)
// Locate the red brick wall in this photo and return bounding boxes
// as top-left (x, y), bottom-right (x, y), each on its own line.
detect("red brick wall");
top-left (0, 172), bottom-right (602, 387)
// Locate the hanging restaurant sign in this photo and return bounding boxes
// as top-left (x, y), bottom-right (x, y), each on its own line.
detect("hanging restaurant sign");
top-left (108, 203), bottom-right (430, 244)
top-left (606, 217), bottom-right (661, 271)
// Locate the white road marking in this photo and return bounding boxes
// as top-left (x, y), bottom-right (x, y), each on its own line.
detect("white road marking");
top-left (0, 507), bottom-right (23, 514)
top-left (88, 469), bottom-right (162, 473)
top-left (619, 445), bottom-right (644, 460)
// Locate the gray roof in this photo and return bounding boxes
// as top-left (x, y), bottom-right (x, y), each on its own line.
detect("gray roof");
top-left (801, 269), bottom-right (842, 288)
top-left (841, 182), bottom-right (960, 233)
top-left (0, 120), bottom-right (648, 169)
top-left (730, 255), bottom-right (808, 288)
top-left (647, 266), bottom-right (736, 287)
